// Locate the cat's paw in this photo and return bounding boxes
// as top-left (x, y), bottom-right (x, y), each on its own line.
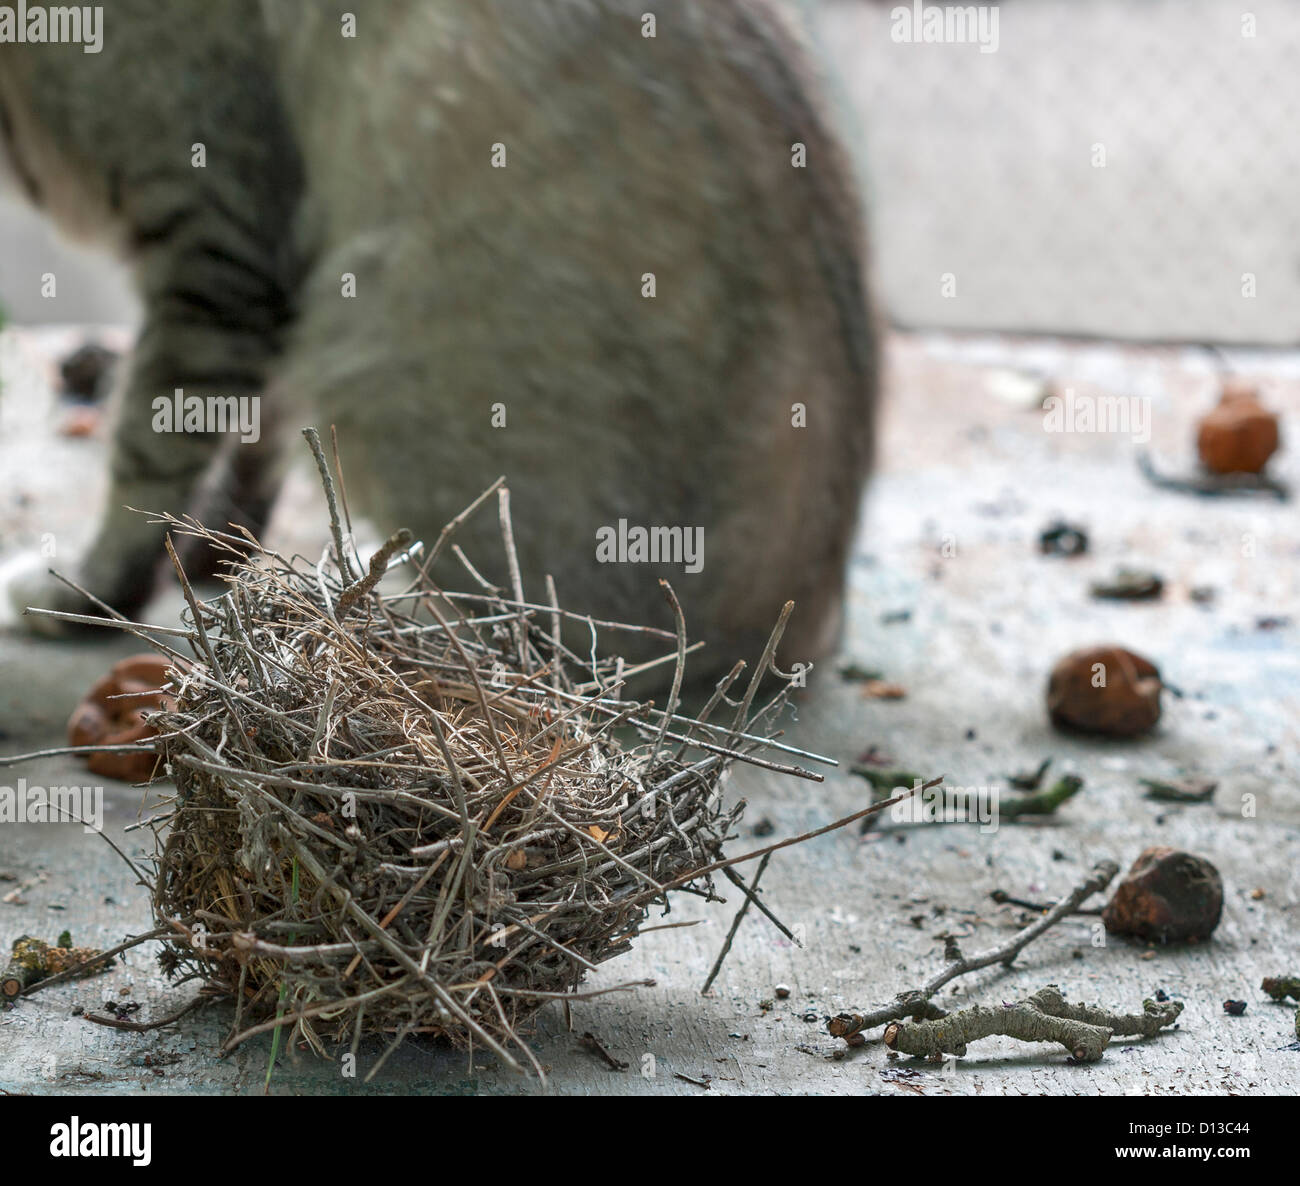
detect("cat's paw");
top-left (1, 553), bottom-right (100, 636)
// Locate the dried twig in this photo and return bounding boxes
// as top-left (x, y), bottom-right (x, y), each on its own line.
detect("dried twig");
top-left (1137, 448), bottom-right (1288, 501)
top-left (701, 853), bottom-right (771, 994)
top-left (577, 1031), bottom-right (628, 1071)
top-left (84, 994), bottom-right (213, 1033)
top-left (883, 984), bottom-right (1183, 1062)
top-left (829, 860), bottom-right (1119, 1041)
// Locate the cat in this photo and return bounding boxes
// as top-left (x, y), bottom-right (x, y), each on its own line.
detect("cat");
top-left (0, 0), bottom-right (876, 685)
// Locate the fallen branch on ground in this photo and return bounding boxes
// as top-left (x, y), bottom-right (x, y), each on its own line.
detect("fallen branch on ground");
top-left (1137, 449), bottom-right (1288, 501)
top-left (882, 984), bottom-right (1182, 1062)
top-left (1262, 975), bottom-right (1300, 1002)
top-left (828, 860), bottom-right (1119, 1041)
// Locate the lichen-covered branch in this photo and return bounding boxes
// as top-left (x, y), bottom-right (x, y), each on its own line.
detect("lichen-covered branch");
top-left (3, 935), bottom-right (114, 1000)
top-left (1261, 975), bottom-right (1300, 1002)
top-left (882, 985), bottom-right (1183, 1062)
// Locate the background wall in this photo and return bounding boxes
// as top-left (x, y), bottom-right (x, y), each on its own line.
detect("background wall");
top-left (812, 0), bottom-right (1300, 344)
top-left (1, 0), bottom-right (1298, 345)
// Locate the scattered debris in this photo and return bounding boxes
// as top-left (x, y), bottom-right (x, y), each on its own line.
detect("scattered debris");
top-left (985, 368), bottom-right (1049, 408)
top-left (1137, 449), bottom-right (1288, 500)
top-left (1222, 999), bottom-right (1248, 1017)
top-left (1039, 520), bottom-right (1089, 557)
top-left (838, 662), bottom-right (884, 682)
top-left (1000, 775), bottom-right (1084, 819)
top-left (860, 679), bottom-right (907, 701)
top-left (1047, 645), bottom-right (1163, 737)
top-left (855, 744), bottom-right (893, 766)
top-left (1090, 568), bottom-right (1164, 601)
top-left (1261, 976), bottom-right (1300, 1003)
top-left (1140, 776), bottom-right (1217, 804)
top-left (829, 861), bottom-right (1119, 1046)
top-left (1102, 847), bottom-right (1224, 944)
top-left (101, 999), bottom-right (143, 1022)
top-left (1007, 757), bottom-right (1052, 790)
top-left (880, 609), bottom-right (912, 624)
top-left (882, 985), bottom-right (1182, 1063)
top-left (83, 994), bottom-right (210, 1033)
top-left (2, 869), bottom-right (49, 906)
top-left (852, 766), bottom-right (922, 795)
top-left (128, 1052), bottom-right (184, 1069)
top-left (58, 341), bottom-right (118, 402)
top-left (578, 1032), bottom-right (628, 1071)
top-left (1189, 585), bottom-right (1217, 605)
top-left (58, 405), bottom-right (102, 438)
top-left (853, 767), bottom-right (1082, 827)
top-left (67, 653), bottom-right (179, 783)
top-left (2, 934), bottom-right (113, 1000)
top-left (989, 886), bottom-right (1098, 915)
top-left (1197, 380), bottom-right (1280, 475)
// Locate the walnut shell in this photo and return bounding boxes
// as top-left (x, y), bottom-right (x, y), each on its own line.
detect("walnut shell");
top-left (67, 654), bottom-right (180, 783)
top-left (1197, 383), bottom-right (1280, 475)
top-left (1102, 846), bottom-right (1223, 943)
top-left (1047, 645), bottom-right (1162, 737)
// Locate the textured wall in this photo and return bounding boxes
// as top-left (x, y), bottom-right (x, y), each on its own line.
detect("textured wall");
top-left (815, 0), bottom-right (1300, 344)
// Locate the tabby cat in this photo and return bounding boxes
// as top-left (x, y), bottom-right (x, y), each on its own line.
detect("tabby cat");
top-left (0, 0), bottom-right (875, 683)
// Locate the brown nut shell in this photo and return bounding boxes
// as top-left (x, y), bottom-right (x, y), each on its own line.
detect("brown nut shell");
top-left (1197, 385), bottom-right (1280, 474)
top-left (1047, 645), bottom-right (1162, 737)
top-left (1102, 846), bottom-right (1224, 943)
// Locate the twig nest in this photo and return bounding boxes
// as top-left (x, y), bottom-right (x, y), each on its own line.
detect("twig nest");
top-left (67, 653), bottom-right (176, 782)
top-left (1102, 846), bottom-right (1223, 944)
top-left (1197, 381), bottom-right (1280, 475)
top-left (142, 480), bottom-right (816, 1067)
top-left (1046, 645), bottom-right (1162, 737)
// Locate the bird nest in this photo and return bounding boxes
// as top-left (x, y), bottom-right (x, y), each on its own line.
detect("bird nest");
top-left (125, 433), bottom-right (835, 1073)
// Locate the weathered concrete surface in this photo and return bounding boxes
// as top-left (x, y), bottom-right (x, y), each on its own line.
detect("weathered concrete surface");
top-left (1, 326), bottom-right (1297, 1095)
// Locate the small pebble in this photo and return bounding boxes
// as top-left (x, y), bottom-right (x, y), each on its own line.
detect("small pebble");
top-left (774, 984), bottom-right (791, 1000)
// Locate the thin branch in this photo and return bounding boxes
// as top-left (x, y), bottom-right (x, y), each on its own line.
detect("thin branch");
top-left (829, 860), bottom-right (1120, 1040)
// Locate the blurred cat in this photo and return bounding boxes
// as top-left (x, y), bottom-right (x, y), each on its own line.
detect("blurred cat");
top-left (0, 0), bottom-right (875, 683)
